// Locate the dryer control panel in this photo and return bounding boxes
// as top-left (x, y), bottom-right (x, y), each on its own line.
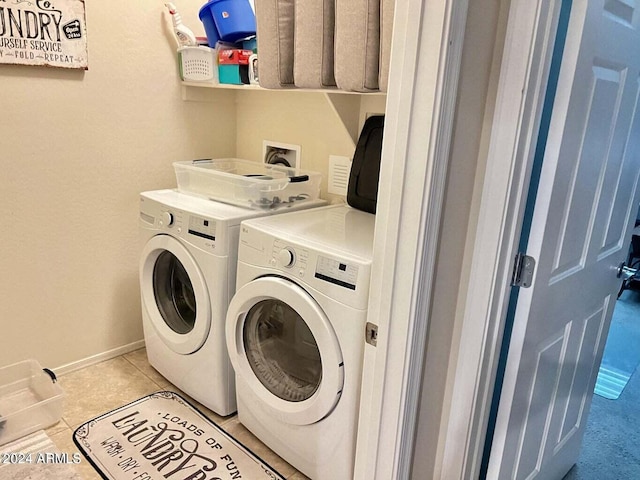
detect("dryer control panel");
top-left (272, 239), bottom-right (310, 279)
top-left (315, 256), bottom-right (359, 291)
top-left (239, 228), bottom-right (370, 310)
top-left (237, 205), bottom-right (373, 310)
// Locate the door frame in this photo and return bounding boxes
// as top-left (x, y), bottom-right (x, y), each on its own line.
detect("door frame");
top-left (356, 0), bottom-right (571, 479)
top-left (439, 0), bottom-right (573, 478)
top-left (354, 0), bottom-right (471, 478)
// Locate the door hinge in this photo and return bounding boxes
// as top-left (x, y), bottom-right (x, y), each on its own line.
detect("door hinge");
top-left (511, 253), bottom-right (536, 288)
top-left (365, 322), bottom-right (378, 346)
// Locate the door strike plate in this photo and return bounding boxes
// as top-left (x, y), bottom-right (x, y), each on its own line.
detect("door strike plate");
top-left (365, 322), bottom-right (378, 346)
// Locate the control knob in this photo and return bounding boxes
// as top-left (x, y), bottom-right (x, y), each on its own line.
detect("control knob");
top-left (161, 211), bottom-right (174, 226)
top-left (278, 248), bottom-right (295, 268)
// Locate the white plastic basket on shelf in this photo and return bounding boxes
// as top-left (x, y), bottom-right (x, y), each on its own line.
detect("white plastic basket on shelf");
top-left (178, 46), bottom-right (217, 82)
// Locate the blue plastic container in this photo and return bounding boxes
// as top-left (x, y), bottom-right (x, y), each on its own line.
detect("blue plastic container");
top-left (198, 3), bottom-right (220, 47)
top-left (199, 0), bottom-right (256, 45)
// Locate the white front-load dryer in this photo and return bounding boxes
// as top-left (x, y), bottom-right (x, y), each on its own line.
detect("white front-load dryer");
top-left (139, 189), bottom-right (325, 416)
top-left (225, 205), bottom-right (375, 479)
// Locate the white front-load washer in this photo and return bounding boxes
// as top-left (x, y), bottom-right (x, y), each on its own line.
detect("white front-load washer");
top-left (225, 204), bottom-right (375, 479)
top-left (139, 189), bottom-right (325, 416)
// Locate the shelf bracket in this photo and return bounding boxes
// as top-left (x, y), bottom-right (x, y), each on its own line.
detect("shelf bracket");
top-left (324, 92), bottom-right (361, 146)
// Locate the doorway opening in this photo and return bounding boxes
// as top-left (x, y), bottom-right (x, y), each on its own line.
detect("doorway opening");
top-left (564, 218), bottom-right (640, 479)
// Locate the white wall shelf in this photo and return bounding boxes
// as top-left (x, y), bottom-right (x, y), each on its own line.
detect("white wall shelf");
top-left (182, 81), bottom-right (387, 145)
top-left (181, 80), bottom-right (386, 96)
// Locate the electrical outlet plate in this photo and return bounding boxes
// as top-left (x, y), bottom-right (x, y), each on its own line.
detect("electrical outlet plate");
top-left (262, 140), bottom-right (301, 169)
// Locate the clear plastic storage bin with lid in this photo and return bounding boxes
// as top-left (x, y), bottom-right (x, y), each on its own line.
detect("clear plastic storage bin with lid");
top-left (174, 158), bottom-right (322, 210)
top-left (0, 359), bottom-right (65, 446)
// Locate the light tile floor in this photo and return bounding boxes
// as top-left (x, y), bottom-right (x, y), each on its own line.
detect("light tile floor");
top-left (46, 348), bottom-right (309, 480)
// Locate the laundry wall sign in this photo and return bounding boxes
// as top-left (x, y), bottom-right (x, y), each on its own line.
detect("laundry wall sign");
top-left (0, 0), bottom-right (88, 69)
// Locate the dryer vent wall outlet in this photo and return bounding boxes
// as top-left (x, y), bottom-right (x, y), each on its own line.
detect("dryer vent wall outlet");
top-left (262, 141), bottom-right (301, 169)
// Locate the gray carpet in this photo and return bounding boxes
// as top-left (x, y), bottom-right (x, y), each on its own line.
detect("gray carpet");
top-left (563, 289), bottom-right (640, 480)
top-left (594, 288), bottom-right (640, 399)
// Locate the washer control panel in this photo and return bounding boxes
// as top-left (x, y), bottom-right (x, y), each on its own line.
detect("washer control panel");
top-left (188, 216), bottom-right (217, 242)
top-left (277, 248), bottom-right (296, 267)
top-left (140, 192), bottom-right (226, 254)
top-left (157, 209), bottom-right (182, 230)
top-left (154, 208), bottom-right (217, 244)
top-left (144, 205), bottom-right (217, 248)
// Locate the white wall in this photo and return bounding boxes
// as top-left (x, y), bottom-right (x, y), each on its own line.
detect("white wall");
top-left (0, 1), bottom-right (236, 369)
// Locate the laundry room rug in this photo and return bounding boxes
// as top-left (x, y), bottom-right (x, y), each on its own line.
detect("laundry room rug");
top-left (73, 391), bottom-right (284, 480)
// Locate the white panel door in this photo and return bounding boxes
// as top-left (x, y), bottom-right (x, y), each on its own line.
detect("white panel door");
top-left (487, 1), bottom-right (640, 479)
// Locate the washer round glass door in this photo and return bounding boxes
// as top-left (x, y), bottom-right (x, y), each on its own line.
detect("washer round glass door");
top-left (226, 276), bottom-right (344, 425)
top-left (140, 234), bottom-right (211, 354)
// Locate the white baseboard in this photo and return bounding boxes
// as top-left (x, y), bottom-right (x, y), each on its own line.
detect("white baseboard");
top-left (54, 340), bottom-right (146, 376)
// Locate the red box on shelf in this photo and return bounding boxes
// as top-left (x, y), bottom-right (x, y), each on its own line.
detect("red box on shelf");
top-left (218, 48), bottom-right (252, 85)
top-left (218, 48), bottom-right (252, 65)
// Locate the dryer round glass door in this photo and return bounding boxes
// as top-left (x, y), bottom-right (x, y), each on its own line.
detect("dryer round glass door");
top-left (140, 234), bottom-right (212, 354)
top-left (243, 299), bottom-right (322, 402)
top-left (226, 276), bottom-right (344, 425)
